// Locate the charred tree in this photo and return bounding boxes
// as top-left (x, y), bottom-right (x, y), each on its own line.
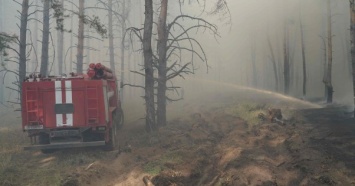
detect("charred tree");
top-left (85, 31), bottom-right (90, 69)
top-left (156, 17), bottom-right (219, 127)
top-left (32, 0), bottom-right (39, 73)
top-left (250, 37), bottom-right (257, 87)
top-left (69, 2), bottom-right (74, 72)
top-left (120, 0), bottom-right (128, 101)
top-left (76, 0), bottom-right (85, 74)
top-left (155, 1), bottom-right (221, 126)
top-left (323, 0), bottom-right (333, 103)
top-left (300, 14), bottom-right (307, 98)
top-left (56, 0), bottom-right (64, 75)
top-left (321, 36), bottom-right (328, 99)
top-left (157, 0), bottom-right (168, 126)
top-left (0, 0), bottom-right (4, 103)
top-left (127, 0), bottom-right (223, 130)
top-left (266, 34), bottom-right (279, 92)
top-left (108, 0), bottom-right (115, 74)
top-left (93, 0), bottom-right (129, 101)
top-left (18, 0), bottom-right (29, 101)
top-left (96, 0), bottom-right (129, 99)
top-left (40, 0), bottom-right (50, 76)
top-left (283, 21), bottom-right (290, 95)
top-left (350, 0), bottom-right (355, 110)
top-left (143, 0), bottom-right (156, 131)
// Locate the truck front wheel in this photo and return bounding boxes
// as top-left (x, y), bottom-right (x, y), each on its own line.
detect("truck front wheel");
top-left (116, 108), bottom-right (124, 129)
top-left (104, 111), bottom-right (119, 151)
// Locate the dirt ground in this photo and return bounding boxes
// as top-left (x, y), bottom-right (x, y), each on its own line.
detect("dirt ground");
top-left (1, 79), bottom-right (355, 186)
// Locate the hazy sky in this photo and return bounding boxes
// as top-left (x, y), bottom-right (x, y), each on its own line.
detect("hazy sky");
top-left (0, 0), bottom-right (353, 108)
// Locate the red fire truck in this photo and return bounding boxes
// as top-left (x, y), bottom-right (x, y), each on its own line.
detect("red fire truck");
top-left (21, 63), bottom-right (123, 152)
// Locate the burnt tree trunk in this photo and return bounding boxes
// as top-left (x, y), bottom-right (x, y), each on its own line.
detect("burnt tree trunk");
top-left (143, 0), bottom-right (156, 131)
top-left (69, 2), bottom-right (74, 72)
top-left (325, 0), bottom-right (333, 103)
top-left (283, 21), bottom-right (290, 95)
top-left (120, 0), bottom-right (126, 101)
top-left (157, 0), bottom-right (168, 127)
top-left (267, 34), bottom-right (279, 92)
top-left (76, 0), bottom-right (84, 74)
top-left (40, 0), bottom-right (50, 76)
top-left (85, 32), bottom-right (90, 69)
top-left (128, 49), bottom-right (132, 98)
top-left (321, 36), bottom-right (328, 99)
top-left (251, 38), bottom-right (257, 87)
top-left (57, 0), bottom-right (64, 75)
top-left (300, 17), bottom-right (307, 98)
top-left (32, 0), bottom-right (38, 73)
top-left (0, 0), bottom-right (4, 103)
top-left (19, 0), bottom-right (29, 100)
top-left (350, 0), bottom-right (355, 111)
top-left (108, 0), bottom-right (115, 74)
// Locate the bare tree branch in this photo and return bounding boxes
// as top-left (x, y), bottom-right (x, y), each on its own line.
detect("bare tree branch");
top-left (130, 70), bottom-right (146, 77)
top-left (167, 62), bottom-right (191, 80)
top-left (122, 83), bottom-right (145, 89)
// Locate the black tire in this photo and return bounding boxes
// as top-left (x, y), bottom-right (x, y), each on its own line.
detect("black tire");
top-left (104, 111), bottom-right (119, 151)
top-left (38, 133), bottom-right (54, 154)
top-left (116, 108), bottom-right (124, 129)
top-left (38, 133), bottom-right (50, 144)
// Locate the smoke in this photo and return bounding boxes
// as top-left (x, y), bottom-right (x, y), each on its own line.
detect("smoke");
top-left (1, 0), bottom-right (353, 110)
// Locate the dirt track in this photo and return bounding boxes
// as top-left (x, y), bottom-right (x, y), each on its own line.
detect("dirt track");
top-left (1, 80), bottom-right (355, 186)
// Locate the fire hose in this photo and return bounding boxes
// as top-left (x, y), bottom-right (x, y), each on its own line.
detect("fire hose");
top-left (87, 63), bottom-right (114, 80)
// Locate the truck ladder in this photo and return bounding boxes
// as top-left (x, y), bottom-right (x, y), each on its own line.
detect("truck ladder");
top-left (25, 87), bottom-right (39, 123)
top-left (86, 86), bottom-right (99, 124)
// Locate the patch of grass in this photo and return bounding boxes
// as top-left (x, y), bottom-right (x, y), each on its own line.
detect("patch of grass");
top-left (144, 161), bottom-right (163, 175)
top-left (0, 107), bottom-right (118, 185)
top-left (0, 118), bottom-right (63, 185)
top-left (0, 152), bottom-right (12, 174)
top-left (0, 126), bottom-right (111, 185)
top-left (0, 128), bottom-right (28, 153)
top-left (143, 151), bottom-right (183, 175)
top-left (0, 148), bottom-right (111, 185)
top-left (56, 149), bottom-right (108, 166)
top-left (0, 150), bottom-right (62, 186)
top-left (224, 102), bottom-right (266, 127)
top-left (215, 176), bottom-right (233, 186)
top-left (0, 127), bottom-right (30, 185)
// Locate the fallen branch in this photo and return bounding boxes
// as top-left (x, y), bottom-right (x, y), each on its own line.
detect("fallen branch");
top-left (85, 162), bottom-right (95, 170)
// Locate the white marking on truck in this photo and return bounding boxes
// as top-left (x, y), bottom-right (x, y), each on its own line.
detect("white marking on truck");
top-left (55, 81), bottom-right (63, 127)
top-left (65, 80), bottom-right (73, 126)
top-left (55, 80), bottom-right (74, 127)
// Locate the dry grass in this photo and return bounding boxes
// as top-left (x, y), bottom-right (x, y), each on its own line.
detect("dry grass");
top-left (0, 108), bottom-right (113, 186)
top-left (143, 151), bottom-right (183, 175)
top-left (224, 101), bottom-right (266, 127)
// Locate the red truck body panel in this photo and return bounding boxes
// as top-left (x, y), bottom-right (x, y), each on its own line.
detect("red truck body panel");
top-left (21, 77), bottom-right (118, 131)
top-left (21, 63), bottom-right (122, 151)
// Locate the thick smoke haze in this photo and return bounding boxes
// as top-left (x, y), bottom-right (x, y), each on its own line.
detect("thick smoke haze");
top-left (194, 0), bottom-right (352, 107)
top-left (0, 0), bottom-right (353, 109)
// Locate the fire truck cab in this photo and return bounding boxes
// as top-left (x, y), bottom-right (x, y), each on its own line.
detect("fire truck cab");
top-left (21, 63), bottom-right (123, 152)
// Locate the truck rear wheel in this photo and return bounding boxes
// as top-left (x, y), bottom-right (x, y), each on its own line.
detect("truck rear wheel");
top-left (104, 128), bottom-right (116, 151)
top-left (39, 133), bottom-right (54, 154)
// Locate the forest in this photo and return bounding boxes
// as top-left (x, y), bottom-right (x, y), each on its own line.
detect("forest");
top-left (1, 0), bottom-right (355, 185)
